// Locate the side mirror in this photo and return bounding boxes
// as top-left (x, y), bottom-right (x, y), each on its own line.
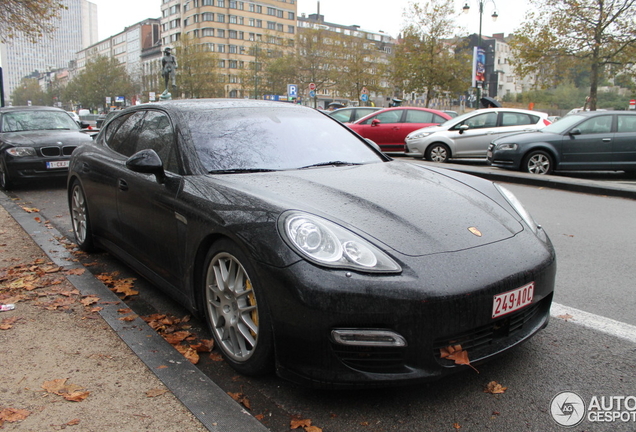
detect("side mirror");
top-left (458, 124), bottom-right (469, 134)
top-left (371, 118), bottom-right (381, 126)
top-left (569, 128), bottom-right (582, 136)
top-left (80, 121), bottom-right (91, 129)
top-left (126, 149), bottom-right (166, 183)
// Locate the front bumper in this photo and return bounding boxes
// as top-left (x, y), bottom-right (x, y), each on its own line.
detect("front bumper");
top-left (487, 144), bottom-right (523, 170)
top-left (4, 148), bottom-right (75, 182)
top-left (257, 229), bottom-right (556, 388)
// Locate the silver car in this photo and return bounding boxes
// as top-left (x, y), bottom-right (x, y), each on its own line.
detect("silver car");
top-left (405, 108), bottom-right (550, 162)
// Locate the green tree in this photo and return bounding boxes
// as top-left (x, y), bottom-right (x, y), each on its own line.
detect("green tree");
top-left (174, 35), bottom-right (223, 98)
top-left (64, 55), bottom-right (135, 111)
top-left (510, 0), bottom-right (636, 110)
top-left (391, 0), bottom-right (470, 107)
top-left (0, 0), bottom-right (66, 43)
top-left (11, 78), bottom-right (48, 106)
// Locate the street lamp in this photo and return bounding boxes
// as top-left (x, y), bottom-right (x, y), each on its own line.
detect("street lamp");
top-left (463, 0), bottom-right (498, 107)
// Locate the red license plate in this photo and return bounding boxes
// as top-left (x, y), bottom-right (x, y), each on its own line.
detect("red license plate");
top-left (492, 282), bottom-right (534, 318)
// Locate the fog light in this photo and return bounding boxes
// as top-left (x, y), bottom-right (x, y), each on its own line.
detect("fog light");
top-left (331, 329), bottom-right (407, 347)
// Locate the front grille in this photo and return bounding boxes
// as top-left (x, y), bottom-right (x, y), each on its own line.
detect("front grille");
top-left (332, 344), bottom-right (407, 373)
top-left (432, 301), bottom-right (542, 366)
top-left (62, 146), bottom-right (76, 156)
top-left (41, 146), bottom-right (61, 157)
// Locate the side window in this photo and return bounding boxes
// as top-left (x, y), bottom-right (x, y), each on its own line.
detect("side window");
top-left (405, 110), bottom-right (434, 123)
top-left (464, 112), bottom-right (498, 129)
top-left (433, 114), bottom-right (447, 124)
top-left (103, 112), bottom-right (132, 143)
top-left (577, 115), bottom-right (612, 134)
top-left (353, 109), bottom-right (375, 121)
top-left (501, 112), bottom-right (533, 127)
top-left (106, 111), bottom-right (146, 157)
top-left (362, 110), bottom-right (402, 125)
top-left (330, 110), bottom-right (351, 122)
top-left (136, 111), bottom-right (180, 173)
top-left (617, 115), bottom-right (636, 133)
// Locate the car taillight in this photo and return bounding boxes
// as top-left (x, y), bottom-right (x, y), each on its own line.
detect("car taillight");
top-left (543, 119), bottom-right (552, 126)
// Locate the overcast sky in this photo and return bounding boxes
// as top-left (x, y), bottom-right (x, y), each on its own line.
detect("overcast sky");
top-left (92, 0), bottom-right (529, 41)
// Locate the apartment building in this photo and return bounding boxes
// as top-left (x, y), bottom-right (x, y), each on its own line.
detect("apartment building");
top-left (162, 0), bottom-right (298, 98)
top-left (0, 0), bottom-right (97, 102)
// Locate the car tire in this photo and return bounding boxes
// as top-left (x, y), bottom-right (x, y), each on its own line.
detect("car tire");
top-left (0, 159), bottom-right (14, 190)
top-left (523, 150), bottom-right (554, 175)
top-left (202, 239), bottom-right (274, 376)
top-left (69, 180), bottom-right (95, 251)
top-left (426, 143), bottom-right (450, 163)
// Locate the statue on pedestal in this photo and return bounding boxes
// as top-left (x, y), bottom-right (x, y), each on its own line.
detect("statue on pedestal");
top-left (160, 47), bottom-right (177, 100)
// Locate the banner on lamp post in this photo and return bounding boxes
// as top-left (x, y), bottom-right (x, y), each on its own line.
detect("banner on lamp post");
top-left (472, 47), bottom-right (486, 88)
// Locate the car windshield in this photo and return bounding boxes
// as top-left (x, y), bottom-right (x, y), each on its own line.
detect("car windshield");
top-left (439, 110), bottom-right (483, 128)
top-left (1, 110), bottom-right (80, 132)
top-left (187, 106), bottom-right (384, 172)
top-left (541, 114), bottom-right (586, 134)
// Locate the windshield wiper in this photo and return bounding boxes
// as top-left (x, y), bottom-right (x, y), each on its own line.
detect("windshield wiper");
top-left (208, 168), bottom-right (279, 174)
top-left (299, 161), bottom-right (361, 169)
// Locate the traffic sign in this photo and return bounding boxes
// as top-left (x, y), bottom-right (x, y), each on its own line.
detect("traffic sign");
top-left (360, 94), bottom-right (369, 102)
top-left (361, 87), bottom-right (369, 95)
top-left (309, 90), bottom-right (316, 98)
top-left (309, 82), bottom-right (316, 91)
top-left (287, 84), bottom-right (298, 97)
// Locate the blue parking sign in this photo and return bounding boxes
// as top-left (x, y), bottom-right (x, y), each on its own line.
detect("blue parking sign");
top-left (287, 84), bottom-right (298, 97)
top-left (361, 94), bottom-right (369, 102)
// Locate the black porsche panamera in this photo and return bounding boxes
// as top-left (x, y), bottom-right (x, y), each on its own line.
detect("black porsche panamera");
top-left (67, 99), bottom-right (556, 388)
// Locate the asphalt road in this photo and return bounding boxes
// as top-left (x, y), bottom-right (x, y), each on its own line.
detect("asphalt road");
top-left (4, 171), bottom-right (636, 432)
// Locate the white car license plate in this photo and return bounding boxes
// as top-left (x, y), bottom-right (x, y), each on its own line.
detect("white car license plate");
top-left (492, 282), bottom-right (534, 318)
top-left (46, 160), bottom-right (70, 169)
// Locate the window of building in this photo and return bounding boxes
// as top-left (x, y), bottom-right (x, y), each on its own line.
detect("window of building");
top-left (288, 12), bottom-right (295, 20)
top-left (217, 14), bottom-right (225, 23)
top-left (202, 0), bottom-right (213, 5)
top-left (219, 59), bottom-right (225, 68)
top-left (267, 7), bottom-right (276, 15)
top-left (217, 0), bottom-right (225, 6)
top-left (229, 60), bottom-right (238, 68)
top-left (277, 23), bottom-right (283, 32)
top-left (202, 27), bottom-right (215, 36)
top-left (249, 32), bottom-right (255, 41)
top-left (230, 15), bottom-right (238, 24)
top-left (217, 29), bottom-right (225, 37)
top-left (229, 45), bottom-right (238, 53)
top-left (218, 44), bottom-right (226, 52)
top-left (256, 19), bottom-right (262, 27)
top-left (277, 10), bottom-right (283, 18)
top-left (267, 21), bottom-right (276, 30)
top-left (202, 12), bottom-right (214, 21)
top-left (287, 25), bottom-right (294, 34)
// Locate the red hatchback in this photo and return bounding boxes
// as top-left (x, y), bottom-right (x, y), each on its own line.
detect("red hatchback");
top-left (348, 107), bottom-right (452, 153)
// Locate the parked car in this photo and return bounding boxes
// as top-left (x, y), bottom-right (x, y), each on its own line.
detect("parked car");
top-left (79, 113), bottom-right (100, 130)
top-left (405, 108), bottom-right (551, 162)
top-left (488, 110), bottom-right (636, 175)
top-left (67, 111), bottom-right (81, 123)
top-left (328, 107), bottom-right (380, 123)
top-left (68, 99), bottom-right (555, 388)
top-left (348, 107), bottom-right (451, 153)
top-left (96, 110), bottom-right (119, 129)
top-left (0, 106), bottom-right (94, 189)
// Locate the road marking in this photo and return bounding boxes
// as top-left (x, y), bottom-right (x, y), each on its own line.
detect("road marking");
top-left (551, 302), bottom-right (636, 344)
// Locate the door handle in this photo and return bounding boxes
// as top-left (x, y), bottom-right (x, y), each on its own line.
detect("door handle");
top-left (602, 138), bottom-right (612, 142)
top-left (118, 179), bottom-right (128, 191)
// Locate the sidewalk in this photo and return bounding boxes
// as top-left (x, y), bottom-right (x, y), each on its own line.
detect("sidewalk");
top-left (0, 196), bottom-right (268, 432)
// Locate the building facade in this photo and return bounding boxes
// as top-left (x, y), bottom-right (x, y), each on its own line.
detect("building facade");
top-left (161, 0), bottom-right (298, 98)
top-left (0, 0), bottom-right (98, 103)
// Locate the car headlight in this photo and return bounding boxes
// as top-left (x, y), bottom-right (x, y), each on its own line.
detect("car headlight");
top-left (495, 143), bottom-right (518, 151)
top-left (280, 211), bottom-right (401, 273)
top-left (495, 184), bottom-right (539, 233)
top-left (6, 147), bottom-right (36, 157)
top-left (406, 131), bottom-right (432, 141)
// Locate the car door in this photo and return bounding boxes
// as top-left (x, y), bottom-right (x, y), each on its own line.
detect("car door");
top-left (452, 111), bottom-right (499, 157)
top-left (114, 109), bottom-right (184, 289)
top-left (561, 114), bottom-right (614, 169)
top-left (355, 109), bottom-right (404, 151)
top-left (612, 114), bottom-right (636, 171)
